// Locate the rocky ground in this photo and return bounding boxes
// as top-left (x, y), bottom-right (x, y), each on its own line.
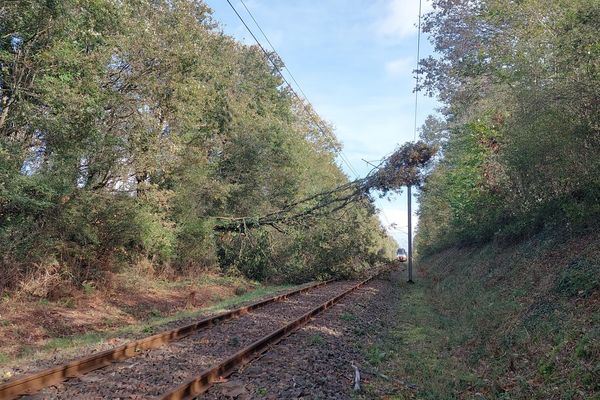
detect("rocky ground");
top-left (23, 281), bottom-right (363, 399)
top-left (204, 270), bottom-right (403, 400)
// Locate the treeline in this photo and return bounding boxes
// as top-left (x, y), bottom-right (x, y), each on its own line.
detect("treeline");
top-left (416, 0), bottom-right (600, 255)
top-left (0, 0), bottom-right (396, 295)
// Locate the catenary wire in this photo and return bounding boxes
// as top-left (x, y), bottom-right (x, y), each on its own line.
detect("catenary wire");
top-left (226, 0), bottom-right (360, 178)
top-left (228, 0), bottom-right (404, 237)
top-left (236, 0), bottom-right (360, 178)
top-left (413, 0), bottom-right (423, 141)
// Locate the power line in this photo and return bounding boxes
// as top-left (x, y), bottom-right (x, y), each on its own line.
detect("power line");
top-left (362, 157), bottom-right (395, 230)
top-left (378, 207), bottom-right (393, 226)
top-left (413, 0), bottom-right (423, 141)
top-left (226, 0), bottom-right (360, 178)
top-left (227, 1), bottom-right (397, 240)
top-left (236, 0), bottom-right (360, 178)
top-left (238, 0), bottom-right (310, 103)
top-left (359, 158), bottom-right (396, 230)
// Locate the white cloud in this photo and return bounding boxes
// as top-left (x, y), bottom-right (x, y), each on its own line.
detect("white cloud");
top-left (375, 197), bottom-right (419, 248)
top-left (377, 0), bottom-right (433, 40)
top-left (384, 57), bottom-right (413, 78)
top-left (378, 204), bottom-right (418, 231)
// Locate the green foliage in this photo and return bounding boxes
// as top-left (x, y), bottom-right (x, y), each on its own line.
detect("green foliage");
top-left (555, 258), bottom-right (600, 298)
top-left (538, 361), bottom-right (556, 380)
top-left (0, 0), bottom-right (396, 294)
top-left (365, 345), bottom-right (387, 366)
top-left (308, 334), bottom-right (325, 346)
top-left (339, 312), bottom-right (356, 322)
top-left (416, 0), bottom-right (600, 254)
top-left (220, 230), bottom-right (274, 282)
top-left (575, 335), bottom-right (593, 360)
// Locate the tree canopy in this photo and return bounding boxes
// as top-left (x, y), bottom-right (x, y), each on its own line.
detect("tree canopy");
top-left (0, 0), bottom-right (398, 293)
top-left (415, 0), bottom-right (600, 254)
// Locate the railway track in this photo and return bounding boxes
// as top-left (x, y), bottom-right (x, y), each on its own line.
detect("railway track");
top-left (0, 273), bottom-right (380, 399)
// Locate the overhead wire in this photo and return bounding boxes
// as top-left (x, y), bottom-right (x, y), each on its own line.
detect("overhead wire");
top-left (237, 0), bottom-right (360, 178)
top-left (413, 0), bottom-right (423, 141)
top-left (226, 0), bottom-right (360, 178)
top-left (402, 0), bottom-right (424, 252)
top-left (380, 209), bottom-right (394, 229)
top-left (361, 158), bottom-right (395, 230)
top-left (227, 0), bottom-right (405, 237)
top-left (238, 0), bottom-right (310, 104)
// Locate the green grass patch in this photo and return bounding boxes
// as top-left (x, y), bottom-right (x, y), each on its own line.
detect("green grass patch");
top-left (369, 228), bottom-right (600, 399)
top-left (142, 325), bottom-right (154, 334)
top-left (575, 335), bottom-right (593, 359)
top-left (339, 312), bottom-right (356, 322)
top-left (42, 332), bottom-right (105, 352)
top-left (308, 334), bottom-right (325, 346)
top-left (149, 308), bottom-right (162, 318)
top-left (365, 345), bottom-right (387, 366)
top-left (555, 257), bottom-right (600, 298)
top-left (359, 281), bottom-right (480, 399)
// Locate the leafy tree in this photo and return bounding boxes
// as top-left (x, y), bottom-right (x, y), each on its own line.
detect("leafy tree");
top-left (415, 0), bottom-right (600, 254)
top-left (0, 0), bottom-right (398, 294)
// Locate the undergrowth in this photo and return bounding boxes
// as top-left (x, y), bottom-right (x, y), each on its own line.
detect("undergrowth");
top-left (0, 282), bottom-right (292, 373)
top-left (361, 228), bottom-right (600, 399)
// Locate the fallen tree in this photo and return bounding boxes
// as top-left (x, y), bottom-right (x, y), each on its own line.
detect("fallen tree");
top-left (213, 141), bottom-right (438, 232)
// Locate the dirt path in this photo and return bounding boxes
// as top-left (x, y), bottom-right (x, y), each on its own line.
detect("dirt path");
top-left (203, 270), bottom-right (402, 400)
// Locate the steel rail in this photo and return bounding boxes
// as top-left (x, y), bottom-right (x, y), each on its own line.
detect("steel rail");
top-left (159, 273), bottom-right (380, 400)
top-left (0, 280), bottom-right (333, 400)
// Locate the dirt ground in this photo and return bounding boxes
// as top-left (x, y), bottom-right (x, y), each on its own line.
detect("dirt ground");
top-left (0, 271), bottom-right (266, 368)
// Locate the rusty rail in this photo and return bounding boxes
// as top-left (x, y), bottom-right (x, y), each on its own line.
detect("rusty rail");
top-left (0, 280), bottom-right (332, 400)
top-left (159, 273), bottom-right (379, 400)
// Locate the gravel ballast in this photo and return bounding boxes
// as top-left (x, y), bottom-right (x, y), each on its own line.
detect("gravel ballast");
top-left (204, 270), bottom-right (401, 400)
top-left (23, 281), bottom-right (362, 399)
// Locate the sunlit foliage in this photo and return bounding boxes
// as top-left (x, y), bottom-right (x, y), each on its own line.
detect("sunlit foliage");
top-left (415, 0), bottom-right (600, 254)
top-left (0, 0), bottom-right (396, 294)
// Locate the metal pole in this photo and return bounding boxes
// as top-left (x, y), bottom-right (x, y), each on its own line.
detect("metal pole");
top-left (407, 185), bottom-right (414, 283)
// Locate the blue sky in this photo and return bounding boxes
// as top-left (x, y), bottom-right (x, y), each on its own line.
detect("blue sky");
top-left (206, 0), bottom-right (438, 247)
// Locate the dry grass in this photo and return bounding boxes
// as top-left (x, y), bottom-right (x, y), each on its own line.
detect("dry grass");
top-left (0, 269), bottom-right (288, 369)
top-left (17, 262), bottom-right (64, 299)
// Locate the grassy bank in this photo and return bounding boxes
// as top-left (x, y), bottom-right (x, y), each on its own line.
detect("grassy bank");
top-left (361, 228), bottom-right (600, 399)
